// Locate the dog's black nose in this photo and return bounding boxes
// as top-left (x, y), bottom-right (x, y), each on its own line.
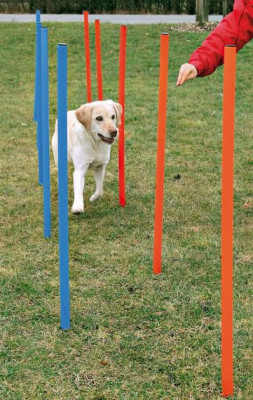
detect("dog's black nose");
top-left (110, 130), bottom-right (118, 138)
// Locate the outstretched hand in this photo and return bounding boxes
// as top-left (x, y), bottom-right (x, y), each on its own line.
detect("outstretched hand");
top-left (177, 63), bottom-right (198, 86)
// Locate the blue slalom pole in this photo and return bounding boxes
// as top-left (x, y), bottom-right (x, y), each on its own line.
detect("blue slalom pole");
top-left (36, 10), bottom-right (41, 23)
top-left (57, 44), bottom-right (70, 330)
top-left (37, 22), bottom-right (43, 185)
top-left (34, 10), bottom-right (41, 123)
top-left (41, 27), bottom-right (51, 238)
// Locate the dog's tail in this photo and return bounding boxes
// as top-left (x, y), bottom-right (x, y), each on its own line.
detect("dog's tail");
top-left (51, 120), bottom-right (58, 169)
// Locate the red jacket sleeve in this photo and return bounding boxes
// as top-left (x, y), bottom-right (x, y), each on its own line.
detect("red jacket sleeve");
top-left (189, 0), bottom-right (253, 77)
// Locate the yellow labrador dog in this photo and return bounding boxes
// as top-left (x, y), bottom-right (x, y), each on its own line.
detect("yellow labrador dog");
top-left (52, 100), bottom-right (122, 214)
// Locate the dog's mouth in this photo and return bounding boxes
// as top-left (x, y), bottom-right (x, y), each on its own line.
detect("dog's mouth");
top-left (98, 134), bottom-right (115, 145)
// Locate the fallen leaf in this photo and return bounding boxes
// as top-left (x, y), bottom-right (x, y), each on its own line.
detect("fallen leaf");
top-left (99, 361), bottom-right (109, 366)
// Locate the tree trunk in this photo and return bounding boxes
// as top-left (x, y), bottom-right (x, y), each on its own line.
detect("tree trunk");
top-left (223, 0), bottom-right (228, 16)
top-left (196, 0), bottom-right (209, 23)
top-left (204, 0), bottom-right (210, 21)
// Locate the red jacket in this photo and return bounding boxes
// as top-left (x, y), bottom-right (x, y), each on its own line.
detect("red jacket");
top-left (189, 0), bottom-right (253, 76)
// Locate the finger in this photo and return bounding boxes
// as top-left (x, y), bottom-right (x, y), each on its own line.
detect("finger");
top-left (176, 64), bottom-right (186, 85)
top-left (176, 64), bottom-right (187, 86)
top-left (177, 67), bottom-right (191, 86)
top-left (180, 70), bottom-right (192, 85)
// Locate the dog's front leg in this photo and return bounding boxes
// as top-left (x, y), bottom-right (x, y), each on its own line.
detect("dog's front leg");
top-left (72, 166), bottom-right (88, 214)
top-left (90, 165), bottom-right (105, 203)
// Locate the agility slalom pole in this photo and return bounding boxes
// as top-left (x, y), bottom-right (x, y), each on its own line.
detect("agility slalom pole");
top-left (33, 9), bottom-right (40, 122)
top-left (37, 22), bottom-right (43, 186)
top-left (153, 33), bottom-right (169, 275)
top-left (118, 25), bottom-right (127, 207)
top-left (41, 27), bottom-right (51, 238)
top-left (95, 19), bottom-right (103, 100)
top-left (57, 44), bottom-right (70, 330)
top-left (83, 11), bottom-right (92, 102)
top-left (221, 45), bottom-right (236, 397)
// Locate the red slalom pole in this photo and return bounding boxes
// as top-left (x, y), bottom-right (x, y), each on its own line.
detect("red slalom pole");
top-left (221, 45), bottom-right (236, 398)
top-left (118, 25), bottom-right (127, 207)
top-left (153, 33), bottom-right (169, 275)
top-left (95, 19), bottom-right (103, 100)
top-left (83, 11), bottom-right (92, 102)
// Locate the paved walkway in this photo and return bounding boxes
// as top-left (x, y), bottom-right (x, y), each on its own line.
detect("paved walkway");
top-left (0, 14), bottom-right (223, 24)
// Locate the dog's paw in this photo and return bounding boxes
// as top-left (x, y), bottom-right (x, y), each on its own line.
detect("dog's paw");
top-left (90, 192), bottom-right (102, 203)
top-left (71, 202), bottom-right (84, 214)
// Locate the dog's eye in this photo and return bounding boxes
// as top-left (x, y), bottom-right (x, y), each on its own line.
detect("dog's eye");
top-left (111, 115), bottom-right (116, 120)
top-left (96, 116), bottom-right (103, 121)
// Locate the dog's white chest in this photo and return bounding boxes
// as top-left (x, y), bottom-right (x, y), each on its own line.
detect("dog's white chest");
top-left (89, 145), bottom-right (111, 169)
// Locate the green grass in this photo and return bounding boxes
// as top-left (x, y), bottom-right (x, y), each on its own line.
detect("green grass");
top-left (1, 22), bottom-right (252, 400)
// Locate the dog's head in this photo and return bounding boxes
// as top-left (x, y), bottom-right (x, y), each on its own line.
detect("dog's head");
top-left (75, 100), bottom-right (122, 145)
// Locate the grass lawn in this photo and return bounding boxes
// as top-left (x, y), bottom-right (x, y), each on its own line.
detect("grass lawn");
top-left (1, 21), bottom-right (252, 400)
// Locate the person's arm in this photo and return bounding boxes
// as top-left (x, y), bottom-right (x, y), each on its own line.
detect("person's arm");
top-left (190, 0), bottom-right (253, 77)
top-left (177, 0), bottom-right (253, 85)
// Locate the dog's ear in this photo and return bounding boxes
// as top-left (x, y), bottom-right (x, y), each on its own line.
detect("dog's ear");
top-left (107, 100), bottom-right (122, 125)
top-left (75, 104), bottom-right (93, 130)
top-left (113, 102), bottom-right (123, 125)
